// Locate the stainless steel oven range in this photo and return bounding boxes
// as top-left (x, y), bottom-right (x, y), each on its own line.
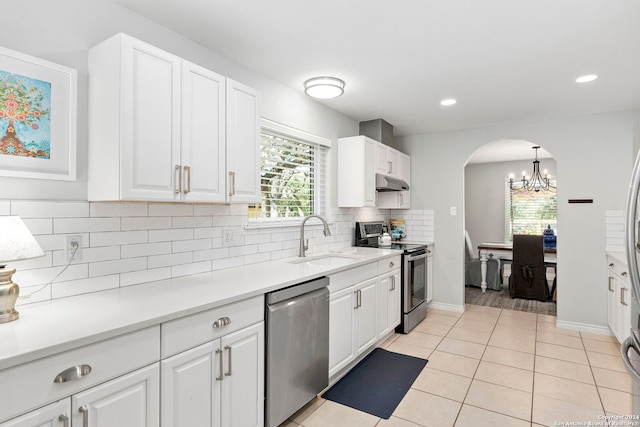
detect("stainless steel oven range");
top-left (355, 221), bottom-right (428, 333)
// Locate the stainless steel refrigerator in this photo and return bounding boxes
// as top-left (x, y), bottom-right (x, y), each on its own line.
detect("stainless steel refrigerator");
top-left (623, 149), bottom-right (640, 415)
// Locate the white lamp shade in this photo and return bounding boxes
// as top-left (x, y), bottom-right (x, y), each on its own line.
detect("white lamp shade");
top-left (0, 216), bottom-right (44, 264)
top-left (304, 77), bottom-right (345, 99)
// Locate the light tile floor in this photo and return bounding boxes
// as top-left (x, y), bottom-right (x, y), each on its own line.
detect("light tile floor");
top-left (281, 304), bottom-right (634, 427)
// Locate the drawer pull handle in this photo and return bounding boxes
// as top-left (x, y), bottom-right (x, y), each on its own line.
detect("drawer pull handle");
top-left (59, 413), bottom-right (70, 427)
top-left (389, 261), bottom-right (394, 268)
top-left (609, 277), bottom-right (614, 292)
top-left (212, 317), bottom-right (231, 328)
top-left (54, 364), bottom-right (92, 383)
top-left (622, 271), bottom-right (628, 277)
top-left (609, 263), bottom-right (615, 267)
top-left (622, 287), bottom-right (629, 306)
top-left (390, 276), bottom-right (396, 291)
top-left (215, 348), bottom-right (224, 381)
top-left (79, 405), bottom-right (89, 427)
top-left (225, 345), bottom-right (232, 377)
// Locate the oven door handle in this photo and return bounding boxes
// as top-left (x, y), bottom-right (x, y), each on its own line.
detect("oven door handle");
top-left (407, 252), bottom-right (428, 261)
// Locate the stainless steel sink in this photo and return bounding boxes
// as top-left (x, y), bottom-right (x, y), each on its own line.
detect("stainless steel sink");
top-left (287, 253), bottom-right (362, 266)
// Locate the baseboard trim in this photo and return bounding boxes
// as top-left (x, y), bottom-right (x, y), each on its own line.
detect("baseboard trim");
top-left (555, 319), bottom-right (613, 336)
top-left (428, 301), bottom-right (465, 314)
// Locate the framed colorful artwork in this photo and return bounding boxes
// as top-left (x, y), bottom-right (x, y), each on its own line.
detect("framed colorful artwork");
top-left (0, 46), bottom-right (77, 180)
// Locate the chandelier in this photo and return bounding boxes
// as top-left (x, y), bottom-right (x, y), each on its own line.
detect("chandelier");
top-left (509, 146), bottom-right (556, 193)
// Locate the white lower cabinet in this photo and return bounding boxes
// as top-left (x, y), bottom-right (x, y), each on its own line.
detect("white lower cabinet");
top-left (328, 256), bottom-right (402, 379)
top-left (377, 265), bottom-right (401, 338)
top-left (607, 255), bottom-right (632, 343)
top-left (161, 323), bottom-right (264, 427)
top-left (0, 327), bottom-right (160, 427)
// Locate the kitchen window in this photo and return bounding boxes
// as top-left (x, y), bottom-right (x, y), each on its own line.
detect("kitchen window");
top-left (505, 181), bottom-right (557, 241)
top-left (248, 119), bottom-right (330, 223)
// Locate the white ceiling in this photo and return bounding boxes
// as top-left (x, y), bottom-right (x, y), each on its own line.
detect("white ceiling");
top-left (466, 140), bottom-right (552, 165)
top-left (115, 0), bottom-right (640, 142)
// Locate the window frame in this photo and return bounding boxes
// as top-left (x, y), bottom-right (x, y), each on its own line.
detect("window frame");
top-left (504, 179), bottom-right (557, 242)
top-left (247, 118), bottom-right (331, 227)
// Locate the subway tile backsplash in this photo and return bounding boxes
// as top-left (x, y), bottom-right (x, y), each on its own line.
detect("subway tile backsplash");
top-left (6, 200), bottom-right (434, 306)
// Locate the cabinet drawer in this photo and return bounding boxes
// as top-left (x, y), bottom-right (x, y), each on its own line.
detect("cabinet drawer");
top-left (378, 256), bottom-right (401, 275)
top-left (607, 256), bottom-right (629, 280)
top-left (0, 326), bottom-right (159, 423)
top-left (161, 295), bottom-right (263, 358)
top-left (328, 263), bottom-right (377, 293)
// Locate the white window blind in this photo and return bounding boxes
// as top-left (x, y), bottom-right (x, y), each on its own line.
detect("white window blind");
top-left (505, 181), bottom-right (557, 242)
top-left (249, 121), bottom-right (329, 222)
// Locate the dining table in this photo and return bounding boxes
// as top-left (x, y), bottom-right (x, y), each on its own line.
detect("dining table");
top-left (478, 242), bottom-right (557, 293)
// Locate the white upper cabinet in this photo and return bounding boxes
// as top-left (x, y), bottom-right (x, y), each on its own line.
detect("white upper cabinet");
top-left (88, 33), bottom-right (260, 204)
top-left (374, 141), bottom-right (399, 177)
top-left (337, 136), bottom-right (376, 207)
top-left (378, 151), bottom-right (411, 209)
top-left (226, 79), bottom-right (261, 204)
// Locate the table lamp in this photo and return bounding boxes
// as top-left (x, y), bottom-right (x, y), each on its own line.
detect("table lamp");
top-left (0, 216), bottom-right (45, 323)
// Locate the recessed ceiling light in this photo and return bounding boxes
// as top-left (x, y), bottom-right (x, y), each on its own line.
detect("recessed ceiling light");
top-left (440, 98), bottom-right (456, 106)
top-left (304, 77), bottom-right (345, 99)
top-left (576, 74), bottom-right (598, 83)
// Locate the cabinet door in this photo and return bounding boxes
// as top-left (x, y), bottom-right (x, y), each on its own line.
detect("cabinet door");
top-left (618, 274), bottom-right (632, 342)
top-left (426, 250), bottom-right (433, 304)
top-left (374, 142), bottom-right (389, 176)
top-left (220, 322), bottom-right (264, 427)
top-left (607, 274), bottom-right (617, 338)
top-left (329, 287), bottom-right (356, 377)
top-left (161, 342), bottom-right (220, 427)
top-left (121, 37), bottom-right (181, 201)
top-left (355, 278), bottom-right (378, 354)
top-left (72, 364), bottom-right (160, 427)
top-left (0, 400), bottom-right (70, 427)
top-left (387, 149), bottom-right (399, 177)
top-left (226, 79), bottom-right (261, 204)
top-left (181, 61), bottom-right (226, 202)
top-left (398, 152), bottom-right (411, 208)
top-left (377, 275), bottom-right (390, 337)
top-left (388, 270), bottom-right (402, 330)
top-left (337, 136), bottom-right (375, 207)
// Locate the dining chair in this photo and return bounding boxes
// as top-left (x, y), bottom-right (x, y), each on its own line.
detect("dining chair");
top-left (464, 230), bottom-right (501, 290)
top-left (509, 234), bottom-right (549, 301)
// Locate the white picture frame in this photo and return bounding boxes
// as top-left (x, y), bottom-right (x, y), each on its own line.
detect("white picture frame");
top-left (0, 46), bottom-right (77, 181)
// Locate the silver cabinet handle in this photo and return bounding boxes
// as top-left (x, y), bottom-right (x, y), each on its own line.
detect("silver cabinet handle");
top-left (390, 276), bottom-right (395, 291)
top-left (609, 277), bottom-right (614, 292)
top-left (387, 160), bottom-right (392, 174)
top-left (175, 165), bottom-right (182, 194)
top-left (215, 348), bottom-right (224, 381)
top-left (224, 345), bottom-right (232, 377)
top-left (54, 365), bottom-right (92, 383)
top-left (621, 287), bottom-right (628, 306)
top-left (212, 317), bottom-right (231, 328)
top-left (354, 290), bottom-right (359, 310)
top-left (228, 171), bottom-right (236, 196)
top-left (622, 271), bottom-right (628, 277)
top-left (609, 263), bottom-right (615, 267)
top-left (183, 166), bottom-right (191, 194)
top-left (59, 413), bottom-right (70, 427)
top-left (358, 289), bottom-right (362, 308)
top-left (79, 405), bottom-right (89, 427)
top-left (389, 261), bottom-right (394, 268)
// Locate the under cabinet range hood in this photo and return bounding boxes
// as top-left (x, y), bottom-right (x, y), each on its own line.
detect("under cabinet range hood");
top-left (376, 173), bottom-right (410, 191)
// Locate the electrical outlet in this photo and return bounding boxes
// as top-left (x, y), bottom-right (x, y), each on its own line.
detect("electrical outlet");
top-left (222, 227), bottom-right (235, 247)
top-left (66, 235), bottom-right (82, 262)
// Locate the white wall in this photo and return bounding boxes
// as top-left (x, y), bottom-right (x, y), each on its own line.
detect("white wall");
top-left (465, 158), bottom-right (557, 248)
top-left (397, 109), bottom-right (640, 330)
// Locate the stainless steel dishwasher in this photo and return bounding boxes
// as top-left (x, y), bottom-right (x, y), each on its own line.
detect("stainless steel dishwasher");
top-left (265, 276), bottom-right (329, 427)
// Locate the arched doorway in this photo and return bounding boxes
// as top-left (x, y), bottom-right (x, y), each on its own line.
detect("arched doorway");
top-left (463, 139), bottom-right (558, 314)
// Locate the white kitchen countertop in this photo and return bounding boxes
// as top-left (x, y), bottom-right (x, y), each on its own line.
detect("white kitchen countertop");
top-left (0, 247), bottom-right (401, 370)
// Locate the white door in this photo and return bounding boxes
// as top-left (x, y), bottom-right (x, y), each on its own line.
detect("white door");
top-left (226, 79), bottom-right (261, 204)
top-left (388, 270), bottom-right (402, 330)
top-left (161, 341), bottom-right (221, 427)
top-left (72, 364), bottom-right (160, 427)
top-left (0, 399), bottom-right (70, 427)
top-left (328, 287), bottom-right (356, 377)
top-left (181, 61), bottom-right (227, 202)
top-left (377, 275), bottom-right (390, 337)
top-left (355, 278), bottom-right (378, 354)
top-left (120, 37), bottom-right (181, 201)
top-left (374, 142), bottom-right (389, 176)
top-left (608, 274), bottom-right (617, 337)
top-left (220, 322), bottom-right (264, 427)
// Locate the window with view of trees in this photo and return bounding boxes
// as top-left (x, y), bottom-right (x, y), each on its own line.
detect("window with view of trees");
top-left (505, 181), bottom-right (557, 242)
top-left (249, 122), bottom-right (328, 222)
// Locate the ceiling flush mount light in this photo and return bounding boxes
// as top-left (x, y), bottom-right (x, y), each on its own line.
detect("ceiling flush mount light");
top-left (509, 146), bottom-right (556, 193)
top-left (576, 74), bottom-right (598, 83)
top-left (304, 77), bottom-right (345, 99)
top-left (440, 98), bottom-right (456, 106)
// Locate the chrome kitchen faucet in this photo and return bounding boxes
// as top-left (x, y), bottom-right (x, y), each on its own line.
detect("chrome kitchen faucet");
top-left (298, 215), bottom-right (331, 257)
